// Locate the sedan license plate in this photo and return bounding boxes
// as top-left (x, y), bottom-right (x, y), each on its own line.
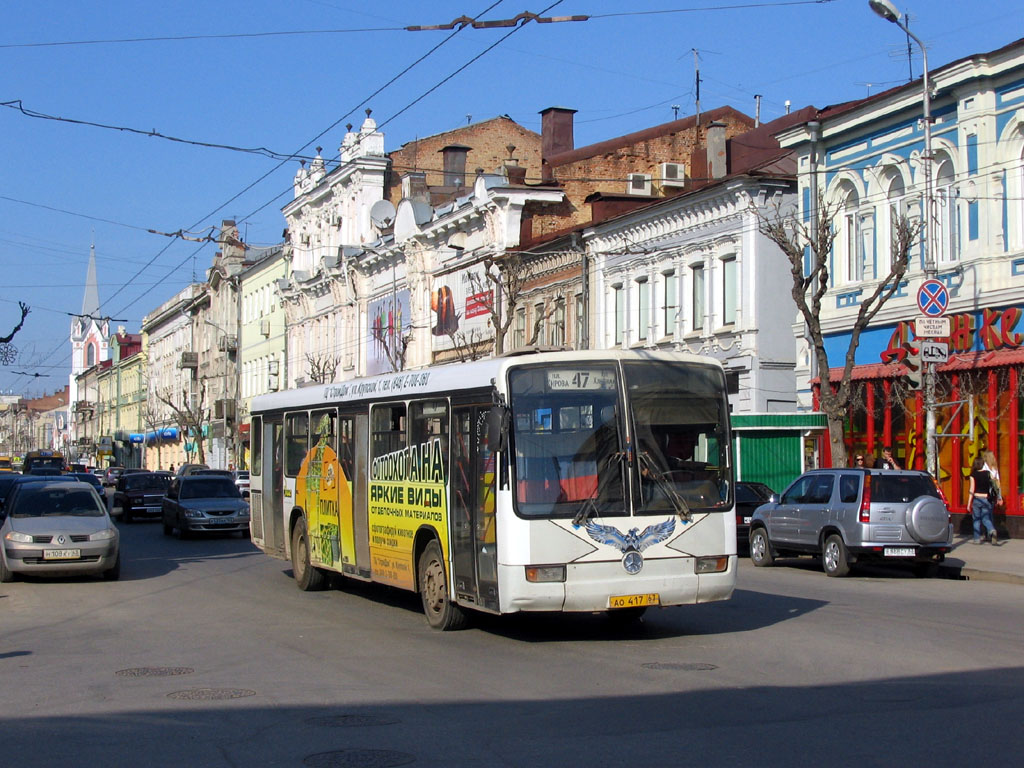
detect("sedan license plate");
top-left (44, 549), bottom-right (81, 560)
top-left (742, 516), bottom-right (752, 524)
top-left (884, 547), bottom-right (916, 557)
top-left (609, 593), bottom-right (660, 609)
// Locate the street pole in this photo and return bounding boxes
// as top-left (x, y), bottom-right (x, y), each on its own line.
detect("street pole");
top-left (870, 0), bottom-right (937, 476)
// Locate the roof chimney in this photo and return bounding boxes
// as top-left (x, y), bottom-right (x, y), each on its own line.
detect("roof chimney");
top-left (439, 144), bottom-right (470, 188)
top-left (401, 171), bottom-right (430, 204)
top-left (706, 121), bottom-right (728, 180)
top-left (540, 106), bottom-right (576, 164)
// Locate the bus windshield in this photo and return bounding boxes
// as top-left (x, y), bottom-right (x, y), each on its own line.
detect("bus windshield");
top-left (509, 360), bottom-right (731, 519)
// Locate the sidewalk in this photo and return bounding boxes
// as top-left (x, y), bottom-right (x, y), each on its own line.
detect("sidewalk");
top-left (938, 536), bottom-right (1024, 585)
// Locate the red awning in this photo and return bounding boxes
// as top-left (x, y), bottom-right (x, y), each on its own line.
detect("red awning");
top-left (815, 346), bottom-right (1024, 384)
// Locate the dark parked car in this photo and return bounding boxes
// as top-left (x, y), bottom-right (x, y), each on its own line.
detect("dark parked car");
top-left (175, 463), bottom-right (210, 477)
top-left (749, 468), bottom-right (952, 577)
top-left (162, 475), bottom-right (250, 537)
top-left (70, 472), bottom-right (105, 493)
top-left (113, 471), bottom-right (173, 523)
top-left (735, 481), bottom-right (775, 548)
top-left (0, 479), bottom-right (120, 582)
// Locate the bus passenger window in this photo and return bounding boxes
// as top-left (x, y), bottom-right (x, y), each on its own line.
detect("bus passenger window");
top-left (371, 404), bottom-right (406, 459)
top-left (285, 412), bottom-right (309, 477)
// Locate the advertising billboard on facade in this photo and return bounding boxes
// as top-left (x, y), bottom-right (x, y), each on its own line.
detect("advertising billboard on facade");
top-left (367, 290), bottom-right (411, 377)
top-left (430, 262), bottom-right (494, 354)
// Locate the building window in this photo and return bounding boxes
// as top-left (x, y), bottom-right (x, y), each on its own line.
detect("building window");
top-left (550, 299), bottom-right (566, 347)
top-left (612, 284), bottom-right (624, 345)
top-left (86, 343), bottom-right (95, 367)
top-left (575, 294), bottom-right (585, 349)
top-left (842, 189), bottom-right (863, 283)
top-left (636, 277), bottom-right (649, 341)
top-left (662, 269), bottom-right (676, 337)
top-left (886, 174), bottom-right (905, 270)
top-left (935, 156), bottom-right (959, 263)
top-left (533, 303), bottom-right (545, 346)
top-left (513, 307), bottom-right (526, 349)
top-left (691, 265), bottom-right (704, 331)
top-left (721, 255), bottom-right (737, 326)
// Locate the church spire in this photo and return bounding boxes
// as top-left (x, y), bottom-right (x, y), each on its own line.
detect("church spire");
top-left (81, 239), bottom-right (100, 318)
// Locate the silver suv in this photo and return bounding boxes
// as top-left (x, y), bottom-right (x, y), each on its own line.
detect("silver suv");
top-left (748, 468), bottom-right (952, 577)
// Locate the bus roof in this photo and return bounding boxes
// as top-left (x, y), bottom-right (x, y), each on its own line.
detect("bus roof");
top-left (250, 349), bottom-right (723, 415)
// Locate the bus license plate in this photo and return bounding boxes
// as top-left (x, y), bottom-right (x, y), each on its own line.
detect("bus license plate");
top-left (609, 593), bottom-right (660, 609)
top-left (884, 547), bottom-right (915, 557)
top-left (44, 549), bottom-right (80, 560)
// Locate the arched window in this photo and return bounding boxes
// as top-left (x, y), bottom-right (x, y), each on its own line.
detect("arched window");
top-left (837, 185), bottom-right (862, 284)
top-left (885, 173), bottom-right (906, 269)
top-left (934, 155), bottom-right (958, 263)
top-left (86, 343), bottom-right (95, 367)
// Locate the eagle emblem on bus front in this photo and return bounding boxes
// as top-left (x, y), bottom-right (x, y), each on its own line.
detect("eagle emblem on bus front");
top-left (584, 518), bottom-right (677, 575)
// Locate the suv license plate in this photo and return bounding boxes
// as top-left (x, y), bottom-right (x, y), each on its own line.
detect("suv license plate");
top-left (44, 549), bottom-right (81, 560)
top-left (884, 547), bottom-right (915, 557)
top-left (609, 593), bottom-right (660, 609)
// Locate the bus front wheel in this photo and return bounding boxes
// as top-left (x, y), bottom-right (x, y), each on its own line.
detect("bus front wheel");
top-left (418, 540), bottom-right (467, 631)
top-left (291, 518), bottom-right (326, 591)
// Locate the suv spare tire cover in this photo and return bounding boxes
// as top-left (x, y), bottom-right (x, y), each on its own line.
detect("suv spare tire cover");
top-left (905, 496), bottom-right (949, 543)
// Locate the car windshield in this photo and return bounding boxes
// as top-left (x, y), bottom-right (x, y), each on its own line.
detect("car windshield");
top-left (181, 478), bottom-right (242, 499)
top-left (125, 474), bottom-right (171, 492)
top-left (872, 474), bottom-right (941, 503)
top-left (11, 487), bottom-right (105, 517)
top-left (737, 483), bottom-right (773, 503)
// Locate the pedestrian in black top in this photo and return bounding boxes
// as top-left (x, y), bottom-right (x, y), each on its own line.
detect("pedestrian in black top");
top-left (968, 456), bottom-right (999, 545)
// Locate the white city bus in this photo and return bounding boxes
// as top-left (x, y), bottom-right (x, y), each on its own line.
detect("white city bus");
top-left (249, 349), bottom-right (736, 629)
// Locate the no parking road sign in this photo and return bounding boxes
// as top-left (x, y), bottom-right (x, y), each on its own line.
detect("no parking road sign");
top-left (917, 279), bottom-right (949, 317)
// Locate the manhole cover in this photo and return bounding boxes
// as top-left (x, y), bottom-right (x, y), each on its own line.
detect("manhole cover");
top-left (303, 749), bottom-right (415, 768)
top-left (306, 714), bottom-right (400, 728)
top-left (167, 688), bottom-right (256, 701)
top-left (642, 662), bottom-right (718, 671)
top-left (116, 667), bottom-right (195, 678)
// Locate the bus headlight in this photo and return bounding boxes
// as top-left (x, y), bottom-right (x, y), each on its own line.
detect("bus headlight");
top-left (525, 565), bottom-right (566, 583)
top-left (695, 556), bottom-right (729, 574)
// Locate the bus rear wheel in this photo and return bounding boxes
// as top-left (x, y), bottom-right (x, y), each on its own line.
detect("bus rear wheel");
top-left (291, 518), bottom-right (326, 591)
top-left (418, 540), bottom-right (467, 631)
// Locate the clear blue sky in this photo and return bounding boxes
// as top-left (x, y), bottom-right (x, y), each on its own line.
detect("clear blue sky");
top-left (2, 0), bottom-right (1021, 397)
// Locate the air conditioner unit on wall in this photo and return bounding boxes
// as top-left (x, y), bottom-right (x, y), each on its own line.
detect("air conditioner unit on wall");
top-left (626, 173), bottom-right (652, 196)
top-left (660, 162), bottom-right (687, 187)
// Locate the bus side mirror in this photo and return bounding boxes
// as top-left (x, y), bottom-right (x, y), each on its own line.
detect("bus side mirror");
top-left (486, 407), bottom-right (506, 453)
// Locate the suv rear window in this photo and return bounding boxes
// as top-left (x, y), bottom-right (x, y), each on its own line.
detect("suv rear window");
top-left (872, 474), bottom-right (940, 503)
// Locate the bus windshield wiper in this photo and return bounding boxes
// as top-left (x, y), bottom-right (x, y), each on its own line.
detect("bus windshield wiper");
top-left (572, 449), bottom-right (624, 527)
top-left (638, 451), bottom-right (692, 522)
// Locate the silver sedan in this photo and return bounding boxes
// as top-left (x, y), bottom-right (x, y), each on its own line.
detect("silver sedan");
top-left (1, 480), bottom-right (120, 581)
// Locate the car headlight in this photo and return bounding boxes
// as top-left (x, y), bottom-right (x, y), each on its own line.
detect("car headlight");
top-left (90, 528), bottom-right (118, 541)
top-left (4, 531), bottom-right (33, 543)
top-left (183, 509), bottom-right (205, 518)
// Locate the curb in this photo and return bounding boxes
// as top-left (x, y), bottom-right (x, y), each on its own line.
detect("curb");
top-left (937, 562), bottom-right (1024, 585)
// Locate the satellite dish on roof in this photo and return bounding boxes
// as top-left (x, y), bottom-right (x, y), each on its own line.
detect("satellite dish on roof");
top-left (370, 199), bottom-right (396, 230)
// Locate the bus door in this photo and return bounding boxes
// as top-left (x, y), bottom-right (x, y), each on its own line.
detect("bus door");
top-left (261, 416), bottom-right (286, 555)
top-left (451, 403), bottom-right (499, 612)
top-left (353, 413), bottom-right (371, 577)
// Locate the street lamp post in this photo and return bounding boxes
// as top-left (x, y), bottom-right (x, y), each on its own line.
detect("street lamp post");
top-left (869, 0), bottom-right (938, 477)
top-left (204, 319), bottom-right (230, 470)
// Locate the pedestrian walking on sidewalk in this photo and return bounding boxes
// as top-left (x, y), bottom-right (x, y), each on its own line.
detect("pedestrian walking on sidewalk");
top-left (968, 456), bottom-right (999, 545)
top-left (983, 449), bottom-right (1002, 504)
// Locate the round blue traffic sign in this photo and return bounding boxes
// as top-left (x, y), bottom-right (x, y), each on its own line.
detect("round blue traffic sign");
top-left (917, 279), bottom-right (949, 317)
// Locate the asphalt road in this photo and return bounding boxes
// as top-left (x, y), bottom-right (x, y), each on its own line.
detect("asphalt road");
top-left (2, 522), bottom-right (1022, 767)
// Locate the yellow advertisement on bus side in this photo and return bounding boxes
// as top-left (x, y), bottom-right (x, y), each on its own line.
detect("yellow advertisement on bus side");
top-left (367, 437), bottom-right (448, 591)
top-left (297, 419), bottom-right (354, 571)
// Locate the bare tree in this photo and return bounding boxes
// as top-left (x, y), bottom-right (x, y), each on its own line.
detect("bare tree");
top-left (469, 252), bottom-right (556, 355)
top-left (140, 403), bottom-right (166, 470)
top-left (758, 194), bottom-right (922, 468)
top-left (445, 326), bottom-right (490, 363)
top-left (306, 353), bottom-right (341, 384)
top-left (0, 302), bottom-right (30, 365)
top-left (156, 381), bottom-right (208, 465)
